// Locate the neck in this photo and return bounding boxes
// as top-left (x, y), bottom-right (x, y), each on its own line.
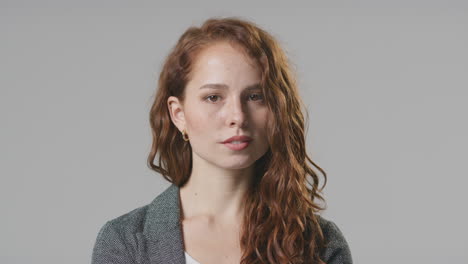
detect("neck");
top-left (179, 156), bottom-right (254, 225)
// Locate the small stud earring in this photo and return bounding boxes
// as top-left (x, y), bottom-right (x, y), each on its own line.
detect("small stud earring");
top-left (182, 129), bottom-right (189, 141)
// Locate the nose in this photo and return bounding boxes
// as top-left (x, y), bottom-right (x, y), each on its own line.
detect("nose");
top-left (226, 96), bottom-right (247, 128)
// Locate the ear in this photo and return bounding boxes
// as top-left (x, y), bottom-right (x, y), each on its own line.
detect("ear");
top-left (167, 96), bottom-right (186, 132)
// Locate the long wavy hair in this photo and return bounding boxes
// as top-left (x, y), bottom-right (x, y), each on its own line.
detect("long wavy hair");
top-left (147, 16), bottom-right (328, 264)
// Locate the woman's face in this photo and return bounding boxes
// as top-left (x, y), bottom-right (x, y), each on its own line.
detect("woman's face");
top-left (168, 41), bottom-right (272, 170)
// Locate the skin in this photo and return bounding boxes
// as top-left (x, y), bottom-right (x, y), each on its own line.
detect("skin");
top-left (167, 41), bottom-right (272, 263)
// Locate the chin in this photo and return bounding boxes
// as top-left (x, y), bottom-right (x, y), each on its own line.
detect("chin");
top-left (220, 159), bottom-right (256, 170)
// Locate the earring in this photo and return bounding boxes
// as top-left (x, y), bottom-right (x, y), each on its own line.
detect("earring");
top-left (182, 129), bottom-right (189, 141)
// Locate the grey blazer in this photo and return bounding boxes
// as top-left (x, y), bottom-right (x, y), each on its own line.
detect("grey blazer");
top-left (91, 183), bottom-right (353, 264)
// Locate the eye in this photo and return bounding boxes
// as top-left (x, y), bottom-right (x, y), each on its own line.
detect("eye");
top-left (205, 95), bottom-right (221, 103)
top-left (248, 93), bottom-right (264, 101)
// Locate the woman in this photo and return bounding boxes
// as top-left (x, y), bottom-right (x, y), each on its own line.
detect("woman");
top-left (92, 17), bottom-right (353, 264)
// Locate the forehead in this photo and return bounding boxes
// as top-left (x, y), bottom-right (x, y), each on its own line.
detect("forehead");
top-left (191, 42), bottom-right (260, 76)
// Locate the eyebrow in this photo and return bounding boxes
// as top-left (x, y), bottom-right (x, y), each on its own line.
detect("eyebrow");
top-left (199, 83), bottom-right (262, 91)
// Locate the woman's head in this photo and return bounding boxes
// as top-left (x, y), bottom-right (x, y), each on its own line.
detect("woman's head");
top-left (166, 41), bottom-right (272, 172)
top-left (149, 17), bottom-right (308, 182)
top-left (148, 17), bottom-right (328, 264)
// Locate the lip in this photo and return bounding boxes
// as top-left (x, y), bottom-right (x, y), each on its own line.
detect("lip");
top-left (221, 135), bottom-right (253, 144)
top-left (223, 141), bottom-right (250, 151)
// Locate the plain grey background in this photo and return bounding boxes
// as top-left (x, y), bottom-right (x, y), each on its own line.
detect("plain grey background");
top-left (1, 1), bottom-right (467, 263)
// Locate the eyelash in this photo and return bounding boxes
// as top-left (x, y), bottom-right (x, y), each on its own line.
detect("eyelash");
top-left (204, 93), bottom-right (264, 103)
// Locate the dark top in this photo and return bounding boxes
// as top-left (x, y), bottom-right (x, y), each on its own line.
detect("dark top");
top-left (91, 183), bottom-right (353, 263)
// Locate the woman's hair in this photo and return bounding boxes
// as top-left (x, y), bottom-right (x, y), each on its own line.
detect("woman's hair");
top-left (148, 16), bottom-right (329, 264)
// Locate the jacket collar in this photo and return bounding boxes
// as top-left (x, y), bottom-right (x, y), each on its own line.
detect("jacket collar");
top-left (144, 183), bottom-right (186, 264)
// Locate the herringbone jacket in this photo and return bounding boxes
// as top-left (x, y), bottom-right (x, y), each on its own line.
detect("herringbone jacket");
top-left (91, 183), bottom-right (353, 264)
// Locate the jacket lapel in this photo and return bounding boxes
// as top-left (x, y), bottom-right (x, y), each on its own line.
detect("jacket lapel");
top-left (143, 183), bottom-right (186, 264)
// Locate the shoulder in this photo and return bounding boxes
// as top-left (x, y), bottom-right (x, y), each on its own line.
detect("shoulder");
top-left (91, 204), bottom-right (150, 264)
top-left (92, 184), bottom-right (177, 264)
top-left (317, 215), bottom-right (354, 264)
top-left (94, 183), bottom-right (177, 241)
top-left (105, 203), bottom-right (150, 236)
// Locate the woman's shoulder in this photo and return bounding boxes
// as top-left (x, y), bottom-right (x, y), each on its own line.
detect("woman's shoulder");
top-left (92, 185), bottom-right (179, 264)
top-left (102, 203), bottom-right (150, 234)
top-left (91, 204), bottom-right (151, 264)
top-left (316, 214), bottom-right (354, 264)
top-left (98, 184), bottom-right (178, 234)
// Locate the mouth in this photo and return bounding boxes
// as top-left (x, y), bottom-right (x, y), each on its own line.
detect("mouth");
top-left (222, 141), bottom-right (251, 151)
top-left (221, 135), bottom-right (253, 144)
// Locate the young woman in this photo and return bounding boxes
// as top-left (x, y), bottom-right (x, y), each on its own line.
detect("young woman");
top-left (92, 17), bottom-right (353, 264)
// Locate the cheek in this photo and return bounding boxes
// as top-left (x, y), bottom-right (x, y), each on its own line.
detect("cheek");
top-left (185, 107), bottom-right (219, 134)
top-left (186, 114), bottom-right (204, 132)
top-left (255, 108), bottom-right (271, 129)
